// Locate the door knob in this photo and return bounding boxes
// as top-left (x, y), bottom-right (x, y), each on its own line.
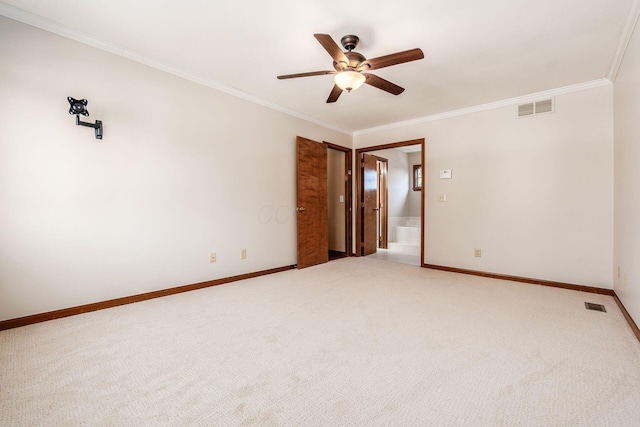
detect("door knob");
top-left (373, 208), bottom-right (379, 211)
top-left (296, 207), bottom-right (306, 212)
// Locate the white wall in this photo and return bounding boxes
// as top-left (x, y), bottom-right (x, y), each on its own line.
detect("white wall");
top-left (0, 17), bottom-right (351, 321)
top-left (355, 86), bottom-right (614, 288)
top-left (613, 21), bottom-right (640, 326)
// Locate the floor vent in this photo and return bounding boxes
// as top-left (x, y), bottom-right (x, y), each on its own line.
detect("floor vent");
top-left (517, 98), bottom-right (554, 117)
top-left (585, 302), bottom-right (606, 312)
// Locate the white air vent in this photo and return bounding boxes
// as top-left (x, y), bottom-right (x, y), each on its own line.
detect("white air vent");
top-left (517, 98), bottom-right (554, 117)
top-left (518, 103), bottom-right (534, 117)
top-left (535, 99), bottom-right (554, 114)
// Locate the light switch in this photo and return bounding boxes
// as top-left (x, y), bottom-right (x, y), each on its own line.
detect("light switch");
top-left (339, 195), bottom-right (344, 203)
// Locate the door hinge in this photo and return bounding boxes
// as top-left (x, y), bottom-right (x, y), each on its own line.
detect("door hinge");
top-left (361, 203), bottom-right (365, 208)
top-left (348, 170), bottom-right (352, 175)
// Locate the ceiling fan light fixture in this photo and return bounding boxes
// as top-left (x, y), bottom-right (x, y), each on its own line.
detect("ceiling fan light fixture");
top-left (334, 70), bottom-right (366, 92)
top-left (277, 34), bottom-right (424, 103)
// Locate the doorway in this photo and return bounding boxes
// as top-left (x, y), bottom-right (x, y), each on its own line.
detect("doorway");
top-left (326, 142), bottom-right (352, 260)
top-left (355, 138), bottom-right (425, 266)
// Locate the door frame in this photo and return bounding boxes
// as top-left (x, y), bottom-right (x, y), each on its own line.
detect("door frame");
top-left (355, 138), bottom-right (425, 266)
top-left (325, 141), bottom-right (353, 258)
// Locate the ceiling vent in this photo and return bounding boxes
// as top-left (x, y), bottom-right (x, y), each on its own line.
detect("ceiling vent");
top-left (517, 98), bottom-right (554, 118)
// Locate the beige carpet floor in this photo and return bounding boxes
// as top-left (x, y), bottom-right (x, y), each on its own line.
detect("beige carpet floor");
top-left (2, 257), bottom-right (640, 426)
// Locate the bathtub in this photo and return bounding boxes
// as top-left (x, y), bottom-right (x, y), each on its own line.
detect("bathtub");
top-left (391, 217), bottom-right (421, 244)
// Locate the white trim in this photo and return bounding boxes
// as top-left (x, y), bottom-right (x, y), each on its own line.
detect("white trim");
top-left (607, 0), bottom-right (640, 82)
top-left (0, 2), bottom-right (620, 137)
top-left (0, 3), bottom-right (352, 136)
top-left (353, 79), bottom-right (611, 136)
top-left (0, 2), bottom-right (125, 56)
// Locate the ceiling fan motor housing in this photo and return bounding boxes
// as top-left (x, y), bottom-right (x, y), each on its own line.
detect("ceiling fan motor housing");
top-left (340, 35), bottom-right (360, 51)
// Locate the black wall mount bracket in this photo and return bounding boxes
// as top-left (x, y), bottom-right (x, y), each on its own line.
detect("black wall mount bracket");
top-left (67, 96), bottom-right (103, 140)
top-left (76, 115), bottom-right (103, 140)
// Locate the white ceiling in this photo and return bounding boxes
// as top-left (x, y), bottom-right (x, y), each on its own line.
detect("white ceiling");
top-left (0, 0), bottom-right (635, 133)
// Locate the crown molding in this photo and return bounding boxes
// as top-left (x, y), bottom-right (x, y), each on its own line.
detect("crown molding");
top-left (0, 2), bottom-right (124, 55)
top-left (607, 0), bottom-right (640, 82)
top-left (0, 2), bottom-right (623, 138)
top-left (0, 2), bottom-right (352, 136)
top-left (353, 78), bottom-right (612, 137)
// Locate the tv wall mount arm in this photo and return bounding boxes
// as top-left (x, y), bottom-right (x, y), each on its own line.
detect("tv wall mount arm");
top-left (67, 97), bottom-right (103, 140)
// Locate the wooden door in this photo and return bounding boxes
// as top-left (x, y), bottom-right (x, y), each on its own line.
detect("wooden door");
top-left (296, 136), bottom-right (328, 269)
top-left (361, 153), bottom-right (378, 256)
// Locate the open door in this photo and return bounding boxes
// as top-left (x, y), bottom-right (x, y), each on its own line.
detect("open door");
top-left (361, 153), bottom-right (378, 256)
top-left (296, 136), bottom-right (328, 269)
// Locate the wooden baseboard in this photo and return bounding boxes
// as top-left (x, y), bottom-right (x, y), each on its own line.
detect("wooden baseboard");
top-left (613, 294), bottom-right (640, 342)
top-left (0, 265), bottom-right (296, 331)
top-left (5, 262), bottom-right (638, 344)
top-left (422, 263), bottom-right (615, 295)
top-left (423, 263), bottom-right (640, 343)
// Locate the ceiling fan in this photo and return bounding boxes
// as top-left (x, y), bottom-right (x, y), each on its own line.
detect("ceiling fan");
top-left (277, 34), bottom-right (424, 103)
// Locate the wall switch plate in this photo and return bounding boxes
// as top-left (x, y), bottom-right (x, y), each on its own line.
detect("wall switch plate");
top-left (437, 194), bottom-right (447, 202)
top-left (474, 248), bottom-right (482, 257)
top-left (209, 253), bottom-right (217, 263)
top-left (440, 169), bottom-right (452, 179)
top-left (241, 249), bottom-right (247, 259)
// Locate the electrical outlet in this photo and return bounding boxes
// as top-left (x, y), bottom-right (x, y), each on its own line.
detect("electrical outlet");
top-left (241, 249), bottom-right (247, 259)
top-left (474, 248), bottom-right (482, 257)
top-left (209, 252), bottom-right (216, 263)
top-left (437, 194), bottom-right (447, 202)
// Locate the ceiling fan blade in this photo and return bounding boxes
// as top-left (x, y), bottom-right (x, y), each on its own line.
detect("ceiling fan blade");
top-left (314, 34), bottom-right (348, 66)
top-left (327, 84), bottom-right (343, 103)
top-left (364, 73), bottom-right (405, 95)
top-left (363, 48), bottom-right (424, 70)
top-left (277, 70), bottom-right (336, 79)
